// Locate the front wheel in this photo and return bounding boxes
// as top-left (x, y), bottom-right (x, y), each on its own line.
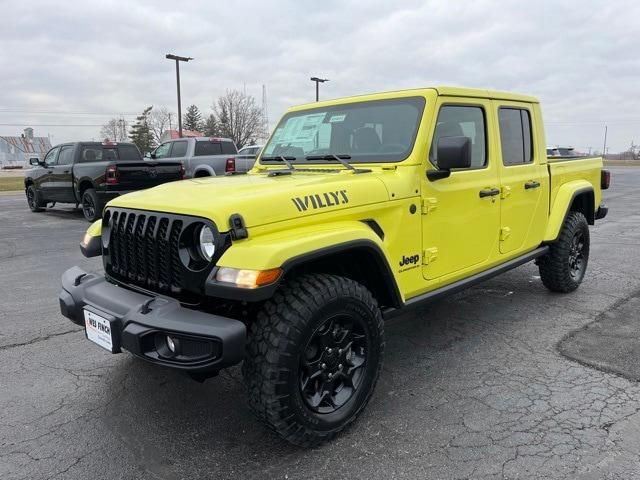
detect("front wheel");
top-left (81, 188), bottom-right (102, 222)
top-left (26, 185), bottom-right (45, 212)
top-left (539, 211), bottom-right (590, 293)
top-left (242, 274), bottom-right (384, 447)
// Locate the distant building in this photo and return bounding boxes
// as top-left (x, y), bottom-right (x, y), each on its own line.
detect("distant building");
top-left (159, 129), bottom-right (203, 143)
top-left (0, 128), bottom-right (52, 167)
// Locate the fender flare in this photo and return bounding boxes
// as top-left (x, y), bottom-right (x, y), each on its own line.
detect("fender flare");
top-left (207, 222), bottom-right (403, 306)
top-left (543, 181), bottom-right (594, 242)
top-left (75, 176), bottom-right (97, 202)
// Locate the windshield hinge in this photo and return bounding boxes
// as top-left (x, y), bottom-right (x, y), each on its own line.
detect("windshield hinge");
top-left (422, 198), bottom-right (438, 215)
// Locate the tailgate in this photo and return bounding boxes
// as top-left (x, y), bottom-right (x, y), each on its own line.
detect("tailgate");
top-left (115, 161), bottom-right (183, 189)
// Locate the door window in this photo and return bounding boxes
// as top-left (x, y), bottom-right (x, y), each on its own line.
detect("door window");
top-left (430, 106), bottom-right (487, 168)
top-left (170, 141), bottom-right (188, 157)
top-left (498, 108), bottom-right (533, 165)
top-left (154, 143), bottom-right (172, 159)
top-left (57, 146), bottom-right (74, 165)
top-left (44, 147), bottom-right (60, 166)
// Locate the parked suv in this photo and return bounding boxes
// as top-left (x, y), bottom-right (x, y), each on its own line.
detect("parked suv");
top-left (149, 137), bottom-right (241, 177)
top-left (61, 86), bottom-right (609, 446)
top-left (25, 141), bottom-right (184, 221)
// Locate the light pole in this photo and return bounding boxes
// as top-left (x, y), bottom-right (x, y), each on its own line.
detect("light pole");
top-left (310, 77), bottom-right (329, 101)
top-left (166, 53), bottom-right (193, 138)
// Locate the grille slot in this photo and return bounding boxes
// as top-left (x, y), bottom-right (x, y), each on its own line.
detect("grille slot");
top-left (105, 209), bottom-right (198, 298)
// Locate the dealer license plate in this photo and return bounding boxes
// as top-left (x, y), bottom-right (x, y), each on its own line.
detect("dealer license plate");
top-left (84, 308), bottom-right (115, 352)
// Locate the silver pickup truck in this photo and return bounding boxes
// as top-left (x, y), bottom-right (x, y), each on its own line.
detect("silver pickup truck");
top-left (147, 137), bottom-right (242, 177)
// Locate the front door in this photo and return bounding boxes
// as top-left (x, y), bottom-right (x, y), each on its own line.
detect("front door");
top-left (38, 146), bottom-right (60, 201)
top-left (421, 100), bottom-right (501, 280)
top-left (494, 103), bottom-right (548, 254)
top-left (50, 144), bottom-right (76, 202)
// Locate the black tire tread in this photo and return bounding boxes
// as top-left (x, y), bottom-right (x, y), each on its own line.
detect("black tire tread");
top-left (539, 211), bottom-right (589, 293)
top-left (242, 273), bottom-right (384, 447)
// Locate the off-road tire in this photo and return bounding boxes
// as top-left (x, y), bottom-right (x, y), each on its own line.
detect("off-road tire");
top-left (539, 211), bottom-right (590, 293)
top-left (26, 185), bottom-right (45, 212)
top-left (242, 274), bottom-right (384, 447)
top-left (81, 188), bottom-right (102, 222)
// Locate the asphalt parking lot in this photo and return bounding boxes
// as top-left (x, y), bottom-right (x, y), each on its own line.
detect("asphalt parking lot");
top-left (1, 167), bottom-right (639, 480)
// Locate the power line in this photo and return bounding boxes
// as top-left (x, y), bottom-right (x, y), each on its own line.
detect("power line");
top-left (0, 110), bottom-right (139, 116)
top-left (0, 123), bottom-right (107, 127)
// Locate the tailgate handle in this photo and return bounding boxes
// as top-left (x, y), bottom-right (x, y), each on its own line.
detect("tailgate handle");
top-left (524, 180), bottom-right (540, 190)
top-left (479, 187), bottom-right (500, 198)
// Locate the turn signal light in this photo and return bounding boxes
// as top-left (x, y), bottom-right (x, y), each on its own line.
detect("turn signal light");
top-left (225, 157), bottom-right (236, 173)
top-left (216, 267), bottom-right (282, 288)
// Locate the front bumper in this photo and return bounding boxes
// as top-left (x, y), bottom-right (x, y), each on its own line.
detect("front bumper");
top-left (59, 266), bottom-right (246, 374)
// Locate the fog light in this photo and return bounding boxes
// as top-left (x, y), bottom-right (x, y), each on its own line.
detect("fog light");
top-left (166, 336), bottom-right (176, 353)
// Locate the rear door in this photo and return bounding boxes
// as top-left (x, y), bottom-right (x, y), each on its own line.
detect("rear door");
top-left (421, 99), bottom-right (501, 280)
top-left (50, 144), bottom-right (76, 201)
top-left (493, 102), bottom-right (548, 254)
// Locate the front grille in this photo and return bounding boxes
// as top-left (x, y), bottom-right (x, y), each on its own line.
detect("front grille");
top-left (103, 208), bottom-right (226, 302)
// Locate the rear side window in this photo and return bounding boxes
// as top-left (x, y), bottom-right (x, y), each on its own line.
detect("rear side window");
top-left (498, 108), bottom-right (533, 165)
top-left (79, 145), bottom-right (140, 162)
top-left (80, 146), bottom-right (102, 162)
top-left (117, 144), bottom-right (142, 160)
top-left (430, 105), bottom-right (487, 168)
top-left (170, 141), bottom-right (188, 157)
top-left (221, 141), bottom-right (237, 154)
top-left (195, 141), bottom-right (222, 156)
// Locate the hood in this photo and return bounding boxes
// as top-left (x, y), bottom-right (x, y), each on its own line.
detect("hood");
top-left (106, 170), bottom-right (391, 230)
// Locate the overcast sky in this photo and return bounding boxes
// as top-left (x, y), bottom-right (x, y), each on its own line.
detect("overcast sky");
top-left (2, 0), bottom-right (639, 152)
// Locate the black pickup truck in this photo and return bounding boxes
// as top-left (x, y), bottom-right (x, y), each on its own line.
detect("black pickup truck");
top-left (25, 141), bottom-right (184, 221)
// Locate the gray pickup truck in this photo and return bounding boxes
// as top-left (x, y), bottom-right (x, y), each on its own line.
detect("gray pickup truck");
top-left (148, 137), bottom-right (244, 177)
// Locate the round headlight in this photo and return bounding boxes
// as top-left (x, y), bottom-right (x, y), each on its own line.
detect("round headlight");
top-left (198, 225), bottom-right (216, 261)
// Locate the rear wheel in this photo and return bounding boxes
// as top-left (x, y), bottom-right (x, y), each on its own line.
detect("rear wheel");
top-left (81, 188), bottom-right (102, 222)
top-left (242, 274), bottom-right (384, 447)
top-left (26, 185), bottom-right (45, 212)
top-left (539, 211), bottom-right (590, 293)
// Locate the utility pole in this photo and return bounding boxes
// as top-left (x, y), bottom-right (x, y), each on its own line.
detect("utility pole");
top-left (602, 125), bottom-right (608, 158)
top-left (310, 77), bottom-right (329, 101)
top-left (166, 53), bottom-right (193, 138)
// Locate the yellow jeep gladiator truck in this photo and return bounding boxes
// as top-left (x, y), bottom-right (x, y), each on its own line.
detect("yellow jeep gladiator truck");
top-left (59, 86), bottom-right (609, 446)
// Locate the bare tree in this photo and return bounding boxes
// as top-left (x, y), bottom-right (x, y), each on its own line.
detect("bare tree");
top-left (100, 117), bottom-right (129, 142)
top-left (213, 90), bottom-right (262, 149)
top-left (148, 107), bottom-right (175, 145)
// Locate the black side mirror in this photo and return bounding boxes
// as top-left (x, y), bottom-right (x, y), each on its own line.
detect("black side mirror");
top-left (29, 157), bottom-right (40, 166)
top-left (427, 136), bottom-right (472, 181)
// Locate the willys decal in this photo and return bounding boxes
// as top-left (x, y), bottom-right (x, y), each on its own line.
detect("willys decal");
top-left (291, 190), bottom-right (349, 212)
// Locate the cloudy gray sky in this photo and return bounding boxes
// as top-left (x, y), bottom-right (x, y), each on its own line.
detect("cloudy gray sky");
top-left (2, 0), bottom-right (639, 152)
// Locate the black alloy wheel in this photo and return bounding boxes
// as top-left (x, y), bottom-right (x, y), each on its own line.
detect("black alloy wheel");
top-left (300, 313), bottom-right (368, 414)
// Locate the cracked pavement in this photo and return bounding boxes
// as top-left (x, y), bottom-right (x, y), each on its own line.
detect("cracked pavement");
top-left (1, 167), bottom-right (639, 479)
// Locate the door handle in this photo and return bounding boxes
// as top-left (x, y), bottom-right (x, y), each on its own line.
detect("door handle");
top-left (63, 170), bottom-right (70, 173)
top-left (524, 180), bottom-right (541, 190)
top-left (479, 187), bottom-right (500, 198)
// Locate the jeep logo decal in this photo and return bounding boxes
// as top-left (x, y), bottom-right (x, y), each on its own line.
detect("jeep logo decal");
top-left (291, 190), bottom-right (349, 212)
top-left (399, 254), bottom-right (420, 267)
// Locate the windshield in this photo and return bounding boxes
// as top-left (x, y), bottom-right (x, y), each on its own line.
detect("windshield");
top-left (261, 97), bottom-right (425, 164)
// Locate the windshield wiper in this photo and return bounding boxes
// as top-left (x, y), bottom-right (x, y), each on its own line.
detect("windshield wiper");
top-left (261, 156), bottom-right (296, 176)
top-left (304, 154), bottom-right (371, 174)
